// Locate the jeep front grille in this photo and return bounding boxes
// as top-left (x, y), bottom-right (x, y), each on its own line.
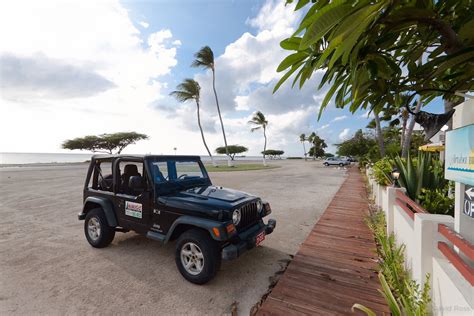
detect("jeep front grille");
top-left (237, 201), bottom-right (259, 229)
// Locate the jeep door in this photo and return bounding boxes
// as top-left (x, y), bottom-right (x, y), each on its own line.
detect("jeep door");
top-left (113, 158), bottom-right (153, 233)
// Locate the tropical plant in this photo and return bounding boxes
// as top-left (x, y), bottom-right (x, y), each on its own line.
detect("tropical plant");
top-left (299, 133), bottom-right (307, 160)
top-left (170, 79), bottom-right (217, 166)
top-left (276, 0), bottom-right (473, 154)
top-left (393, 152), bottom-right (447, 202)
top-left (418, 185), bottom-right (454, 216)
top-left (372, 157), bottom-right (393, 186)
top-left (357, 211), bottom-right (431, 315)
top-left (262, 149), bottom-right (284, 159)
top-left (336, 129), bottom-right (377, 160)
top-left (192, 46), bottom-right (232, 167)
top-left (215, 145), bottom-right (248, 161)
top-left (307, 132), bottom-right (327, 159)
top-left (62, 132), bottom-right (148, 154)
top-left (248, 111), bottom-right (269, 166)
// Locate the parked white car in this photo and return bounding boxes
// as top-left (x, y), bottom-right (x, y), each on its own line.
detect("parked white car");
top-left (323, 157), bottom-right (351, 167)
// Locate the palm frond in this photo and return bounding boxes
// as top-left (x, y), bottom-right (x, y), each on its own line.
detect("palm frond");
top-left (191, 46), bottom-right (214, 69)
top-left (170, 78), bottom-right (200, 103)
top-left (250, 126), bottom-right (262, 132)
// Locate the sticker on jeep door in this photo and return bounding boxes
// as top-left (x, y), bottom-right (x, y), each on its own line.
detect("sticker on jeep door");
top-left (125, 201), bottom-right (142, 219)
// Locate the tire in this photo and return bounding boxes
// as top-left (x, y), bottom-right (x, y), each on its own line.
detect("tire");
top-left (324, 162), bottom-right (329, 166)
top-left (175, 228), bottom-right (221, 284)
top-left (84, 208), bottom-right (115, 248)
top-left (339, 163), bottom-right (344, 167)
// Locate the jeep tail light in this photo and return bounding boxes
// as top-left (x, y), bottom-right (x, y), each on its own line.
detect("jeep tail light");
top-left (264, 203), bottom-right (272, 215)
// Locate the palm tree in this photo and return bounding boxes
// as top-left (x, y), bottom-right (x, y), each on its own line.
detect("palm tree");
top-left (299, 133), bottom-right (307, 161)
top-left (248, 111), bottom-right (268, 166)
top-left (170, 79), bottom-right (216, 166)
top-left (192, 46), bottom-right (232, 167)
top-left (308, 132), bottom-right (316, 160)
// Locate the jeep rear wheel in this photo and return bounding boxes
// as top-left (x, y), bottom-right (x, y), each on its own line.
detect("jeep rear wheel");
top-left (175, 229), bottom-right (221, 284)
top-left (84, 208), bottom-right (115, 248)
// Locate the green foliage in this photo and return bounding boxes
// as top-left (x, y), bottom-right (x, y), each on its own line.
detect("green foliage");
top-left (62, 132), bottom-right (148, 154)
top-left (336, 129), bottom-right (376, 159)
top-left (372, 157), bottom-right (393, 186)
top-left (418, 185), bottom-right (454, 216)
top-left (358, 211), bottom-right (431, 315)
top-left (307, 132), bottom-right (327, 158)
top-left (169, 78), bottom-right (201, 103)
top-left (287, 156), bottom-right (303, 159)
top-left (215, 145), bottom-right (248, 160)
top-left (322, 152), bottom-right (334, 158)
top-left (393, 152), bottom-right (447, 202)
top-left (277, 0), bottom-right (472, 124)
top-left (262, 149), bottom-right (284, 159)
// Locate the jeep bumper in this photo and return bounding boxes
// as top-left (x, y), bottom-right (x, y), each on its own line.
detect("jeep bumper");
top-left (221, 218), bottom-right (276, 260)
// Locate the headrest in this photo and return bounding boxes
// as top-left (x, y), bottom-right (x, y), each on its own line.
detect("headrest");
top-left (124, 164), bottom-right (139, 175)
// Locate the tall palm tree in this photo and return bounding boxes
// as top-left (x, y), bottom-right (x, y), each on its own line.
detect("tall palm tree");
top-left (192, 46), bottom-right (232, 167)
top-left (170, 79), bottom-right (216, 166)
top-left (248, 111), bottom-right (268, 166)
top-left (299, 133), bottom-right (307, 161)
top-left (308, 132), bottom-right (316, 160)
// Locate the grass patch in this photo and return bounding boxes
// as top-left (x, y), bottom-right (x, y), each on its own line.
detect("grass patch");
top-left (204, 163), bottom-right (280, 172)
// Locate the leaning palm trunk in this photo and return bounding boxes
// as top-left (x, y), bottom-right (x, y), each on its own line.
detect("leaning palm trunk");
top-left (402, 98), bottom-right (423, 158)
top-left (302, 142), bottom-right (307, 161)
top-left (196, 100), bottom-right (216, 166)
top-left (262, 126), bottom-right (267, 166)
top-left (374, 111), bottom-right (385, 157)
top-left (211, 69), bottom-right (232, 167)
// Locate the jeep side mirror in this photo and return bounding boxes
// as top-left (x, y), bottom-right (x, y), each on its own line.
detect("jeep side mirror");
top-left (129, 176), bottom-right (145, 190)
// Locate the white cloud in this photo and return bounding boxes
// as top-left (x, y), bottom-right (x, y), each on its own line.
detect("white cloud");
top-left (331, 115), bottom-right (347, 122)
top-left (139, 21), bottom-right (149, 28)
top-left (318, 124), bottom-right (330, 130)
top-left (359, 110), bottom-right (375, 119)
top-left (0, 0), bottom-right (186, 154)
top-left (339, 128), bottom-right (351, 141)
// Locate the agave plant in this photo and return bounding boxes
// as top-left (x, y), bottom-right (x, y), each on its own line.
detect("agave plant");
top-left (393, 152), bottom-right (447, 202)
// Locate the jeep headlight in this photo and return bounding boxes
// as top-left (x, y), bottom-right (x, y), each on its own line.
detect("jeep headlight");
top-left (256, 199), bottom-right (263, 212)
top-left (232, 209), bottom-right (241, 225)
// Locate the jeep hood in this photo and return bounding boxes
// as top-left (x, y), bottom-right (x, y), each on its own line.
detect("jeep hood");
top-left (159, 185), bottom-right (255, 212)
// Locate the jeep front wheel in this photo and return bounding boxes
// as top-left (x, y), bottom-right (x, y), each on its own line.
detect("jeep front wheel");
top-left (84, 208), bottom-right (115, 248)
top-left (175, 229), bottom-right (221, 284)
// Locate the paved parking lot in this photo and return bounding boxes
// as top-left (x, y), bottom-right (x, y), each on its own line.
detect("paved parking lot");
top-left (0, 160), bottom-right (346, 315)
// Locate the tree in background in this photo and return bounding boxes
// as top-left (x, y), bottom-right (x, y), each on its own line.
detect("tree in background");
top-left (62, 132), bottom-right (148, 154)
top-left (276, 0), bottom-right (473, 155)
top-left (170, 79), bottom-right (217, 166)
top-left (215, 145), bottom-right (248, 161)
top-left (248, 111), bottom-right (269, 166)
top-left (192, 46), bottom-right (233, 167)
top-left (336, 129), bottom-right (376, 160)
top-left (262, 149), bottom-right (284, 159)
top-left (299, 133), bottom-right (307, 160)
top-left (308, 132), bottom-right (327, 159)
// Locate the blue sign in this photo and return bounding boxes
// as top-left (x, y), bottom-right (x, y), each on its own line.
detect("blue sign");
top-left (445, 124), bottom-right (474, 186)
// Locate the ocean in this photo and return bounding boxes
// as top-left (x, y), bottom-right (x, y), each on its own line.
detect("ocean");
top-left (0, 152), bottom-right (263, 165)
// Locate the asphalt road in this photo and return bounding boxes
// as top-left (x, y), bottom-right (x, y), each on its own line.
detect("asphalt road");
top-left (0, 159), bottom-right (346, 315)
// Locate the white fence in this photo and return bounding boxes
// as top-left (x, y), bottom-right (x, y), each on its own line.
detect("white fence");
top-left (366, 169), bottom-right (473, 315)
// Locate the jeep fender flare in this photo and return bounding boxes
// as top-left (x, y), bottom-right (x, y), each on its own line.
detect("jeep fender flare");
top-left (165, 216), bottom-right (226, 243)
top-left (82, 196), bottom-right (118, 227)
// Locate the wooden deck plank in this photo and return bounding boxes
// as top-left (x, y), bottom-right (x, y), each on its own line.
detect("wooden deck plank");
top-left (257, 167), bottom-right (388, 315)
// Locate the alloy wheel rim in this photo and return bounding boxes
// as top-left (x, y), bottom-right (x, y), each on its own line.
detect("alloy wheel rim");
top-left (87, 217), bottom-right (101, 241)
top-left (180, 242), bottom-right (204, 275)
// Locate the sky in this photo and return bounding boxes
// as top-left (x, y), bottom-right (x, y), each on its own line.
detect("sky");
top-left (0, 0), bottom-right (444, 156)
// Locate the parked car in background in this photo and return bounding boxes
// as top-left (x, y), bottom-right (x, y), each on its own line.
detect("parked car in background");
top-left (323, 157), bottom-right (351, 167)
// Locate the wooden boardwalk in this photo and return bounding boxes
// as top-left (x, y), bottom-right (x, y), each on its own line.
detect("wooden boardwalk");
top-left (257, 167), bottom-right (388, 315)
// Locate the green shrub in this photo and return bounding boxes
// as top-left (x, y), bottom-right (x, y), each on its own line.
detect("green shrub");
top-left (355, 211), bottom-right (431, 315)
top-left (418, 184), bottom-right (454, 216)
top-left (394, 152), bottom-right (448, 202)
top-left (372, 157), bottom-right (393, 186)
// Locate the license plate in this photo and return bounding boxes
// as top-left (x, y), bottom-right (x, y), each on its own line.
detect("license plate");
top-left (255, 231), bottom-right (265, 246)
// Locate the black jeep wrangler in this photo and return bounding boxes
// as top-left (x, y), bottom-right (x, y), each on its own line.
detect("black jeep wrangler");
top-left (78, 155), bottom-right (276, 284)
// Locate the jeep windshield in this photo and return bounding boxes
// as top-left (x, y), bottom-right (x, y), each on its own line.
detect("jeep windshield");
top-left (148, 158), bottom-right (211, 194)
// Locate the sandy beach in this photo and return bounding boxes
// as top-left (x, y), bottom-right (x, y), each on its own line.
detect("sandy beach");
top-left (0, 159), bottom-right (346, 315)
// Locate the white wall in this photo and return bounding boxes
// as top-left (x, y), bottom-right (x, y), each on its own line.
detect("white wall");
top-left (367, 175), bottom-right (473, 314)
